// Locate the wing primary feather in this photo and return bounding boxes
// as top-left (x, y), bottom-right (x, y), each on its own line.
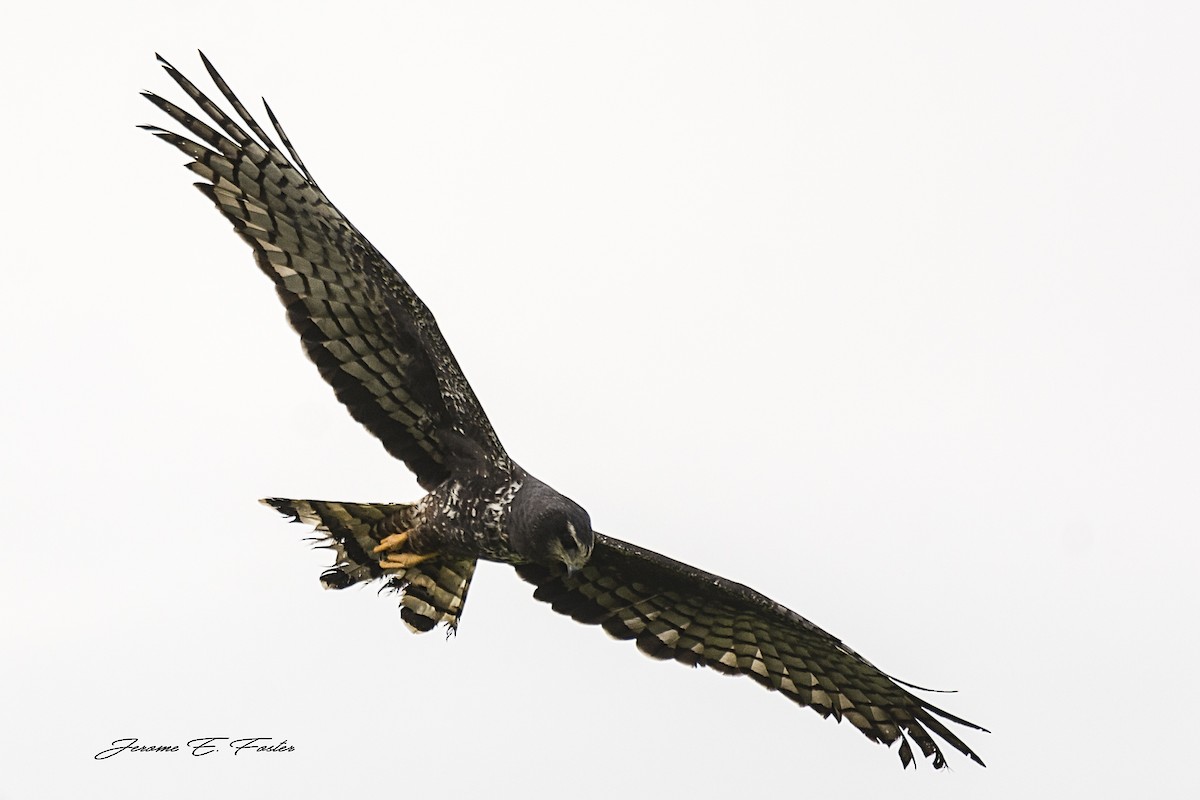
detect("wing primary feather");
top-left (156, 54), bottom-right (258, 151)
top-left (263, 98), bottom-right (319, 188)
top-left (197, 50), bottom-right (280, 156)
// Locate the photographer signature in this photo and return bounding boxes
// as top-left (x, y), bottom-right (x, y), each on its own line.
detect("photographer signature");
top-left (94, 737), bottom-right (295, 759)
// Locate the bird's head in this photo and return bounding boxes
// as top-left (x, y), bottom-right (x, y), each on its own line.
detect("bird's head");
top-left (509, 478), bottom-right (594, 574)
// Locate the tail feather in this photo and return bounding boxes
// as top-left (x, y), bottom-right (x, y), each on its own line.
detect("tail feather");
top-left (262, 498), bottom-right (476, 633)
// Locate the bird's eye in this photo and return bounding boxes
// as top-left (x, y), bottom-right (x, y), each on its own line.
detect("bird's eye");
top-left (558, 530), bottom-right (577, 552)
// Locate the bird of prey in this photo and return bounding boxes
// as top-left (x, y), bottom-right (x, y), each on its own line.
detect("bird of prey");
top-left (143, 53), bottom-right (986, 770)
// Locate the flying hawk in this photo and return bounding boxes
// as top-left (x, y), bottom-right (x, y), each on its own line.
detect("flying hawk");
top-left (143, 53), bottom-right (986, 770)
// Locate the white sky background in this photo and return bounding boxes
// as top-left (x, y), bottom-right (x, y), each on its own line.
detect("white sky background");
top-left (2, 1), bottom-right (1198, 796)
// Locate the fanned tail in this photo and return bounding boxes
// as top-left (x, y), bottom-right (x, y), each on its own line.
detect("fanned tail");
top-left (263, 498), bottom-right (476, 633)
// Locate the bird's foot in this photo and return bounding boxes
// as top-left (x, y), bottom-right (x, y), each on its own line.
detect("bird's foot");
top-left (373, 531), bottom-right (411, 554)
top-left (379, 551), bottom-right (439, 569)
top-left (371, 512), bottom-right (436, 570)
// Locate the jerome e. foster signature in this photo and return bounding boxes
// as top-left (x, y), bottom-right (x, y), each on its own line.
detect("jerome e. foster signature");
top-left (94, 737), bottom-right (295, 759)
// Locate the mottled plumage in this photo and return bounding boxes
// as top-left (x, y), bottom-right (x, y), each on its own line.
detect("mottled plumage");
top-left (144, 53), bottom-right (986, 770)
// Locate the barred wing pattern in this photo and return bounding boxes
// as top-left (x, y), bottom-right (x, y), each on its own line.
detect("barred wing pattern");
top-left (262, 498), bottom-right (477, 633)
top-left (142, 54), bottom-right (507, 489)
top-left (517, 534), bottom-right (986, 769)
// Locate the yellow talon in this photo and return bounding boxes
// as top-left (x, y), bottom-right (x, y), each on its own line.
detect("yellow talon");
top-left (373, 531), bottom-right (411, 554)
top-left (380, 551), bottom-right (438, 569)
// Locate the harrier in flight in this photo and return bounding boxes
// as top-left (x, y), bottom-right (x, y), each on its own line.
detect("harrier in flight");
top-left (143, 53), bottom-right (986, 769)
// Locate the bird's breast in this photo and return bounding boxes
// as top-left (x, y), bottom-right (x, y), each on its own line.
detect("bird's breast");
top-left (415, 474), bottom-right (525, 562)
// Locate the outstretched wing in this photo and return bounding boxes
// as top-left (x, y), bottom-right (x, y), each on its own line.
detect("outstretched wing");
top-left (516, 534), bottom-right (986, 770)
top-left (142, 54), bottom-right (507, 489)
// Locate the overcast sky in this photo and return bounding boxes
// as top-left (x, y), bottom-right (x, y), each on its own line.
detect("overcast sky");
top-left (3, 2), bottom-right (1198, 797)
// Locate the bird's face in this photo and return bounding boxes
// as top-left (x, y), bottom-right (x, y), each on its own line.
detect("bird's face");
top-left (509, 479), bottom-right (595, 573)
top-left (527, 502), bottom-right (594, 574)
top-left (550, 517), bottom-right (594, 575)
